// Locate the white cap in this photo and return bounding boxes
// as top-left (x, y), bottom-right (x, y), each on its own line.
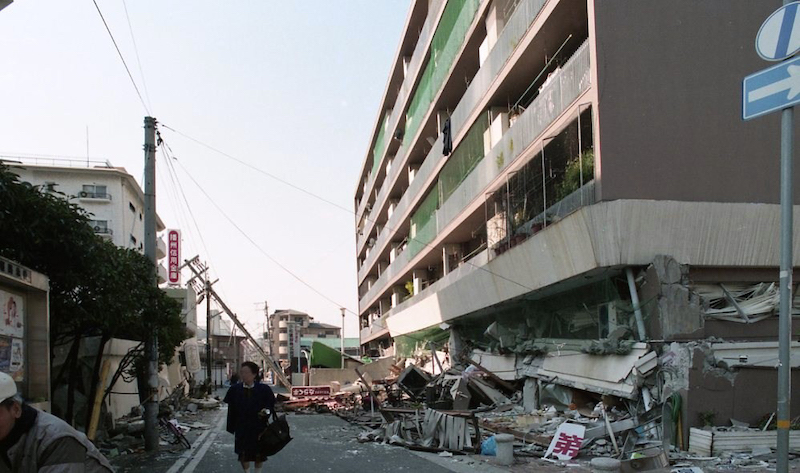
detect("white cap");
top-left (0, 372), bottom-right (17, 403)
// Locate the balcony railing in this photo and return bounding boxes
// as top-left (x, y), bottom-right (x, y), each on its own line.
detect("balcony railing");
top-left (79, 191), bottom-right (112, 200)
top-left (437, 41), bottom-right (591, 230)
top-left (359, 41), bottom-right (591, 309)
top-left (356, 0), bottom-right (447, 223)
top-left (357, 0), bottom-right (549, 261)
top-left (356, 0), bottom-right (484, 250)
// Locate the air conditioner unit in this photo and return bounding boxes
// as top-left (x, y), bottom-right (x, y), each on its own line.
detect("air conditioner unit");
top-left (80, 191), bottom-right (88, 197)
top-left (93, 226), bottom-right (101, 232)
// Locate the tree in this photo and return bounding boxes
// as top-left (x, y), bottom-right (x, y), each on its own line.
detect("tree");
top-left (0, 163), bottom-right (186, 425)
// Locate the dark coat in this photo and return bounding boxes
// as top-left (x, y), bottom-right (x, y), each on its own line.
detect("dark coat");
top-left (223, 382), bottom-right (276, 455)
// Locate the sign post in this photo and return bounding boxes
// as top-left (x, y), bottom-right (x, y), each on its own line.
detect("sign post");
top-left (744, 3), bottom-right (800, 471)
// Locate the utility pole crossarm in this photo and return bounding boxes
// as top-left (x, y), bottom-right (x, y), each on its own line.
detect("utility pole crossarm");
top-left (184, 259), bottom-right (291, 389)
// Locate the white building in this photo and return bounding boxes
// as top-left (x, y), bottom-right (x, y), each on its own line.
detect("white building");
top-left (8, 161), bottom-right (169, 280)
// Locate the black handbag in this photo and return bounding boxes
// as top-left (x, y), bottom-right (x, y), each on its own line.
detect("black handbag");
top-left (257, 410), bottom-right (292, 456)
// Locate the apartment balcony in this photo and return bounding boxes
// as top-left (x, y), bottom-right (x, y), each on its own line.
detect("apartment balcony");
top-left (357, 0), bottom-right (487, 251)
top-left (357, 0), bottom-right (559, 266)
top-left (157, 236), bottom-right (167, 259)
top-left (278, 333), bottom-right (288, 342)
top-left (359, 41), bottom-right (591, 310)
top-left (78, 191), bottom-right (112, 201)
top-left (360, 314), bottom-right (391, 344)
top-left (356, 0), bottom-right (447, 223)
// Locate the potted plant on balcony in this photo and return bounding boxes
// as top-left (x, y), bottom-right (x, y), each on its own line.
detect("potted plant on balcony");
top-left (555, 150), bottom-right (594, 201)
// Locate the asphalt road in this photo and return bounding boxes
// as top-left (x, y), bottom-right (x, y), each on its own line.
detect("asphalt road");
top-left (111, 405), bottom-right (500, 473)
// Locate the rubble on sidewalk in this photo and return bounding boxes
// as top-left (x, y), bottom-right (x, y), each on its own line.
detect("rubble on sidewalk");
top-left (99, 387), bottom-right (221, 459)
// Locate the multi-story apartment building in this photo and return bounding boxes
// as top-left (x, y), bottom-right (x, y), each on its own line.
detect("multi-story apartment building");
top-left (355, 0), bottom-right (800, 439)
top-left (8, 160), bottom-right (170, 281)
top-left (266, 309), bottom-right (342, 365)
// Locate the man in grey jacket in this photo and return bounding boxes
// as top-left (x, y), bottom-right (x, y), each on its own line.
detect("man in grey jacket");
top-left (0, 372), bottom-right (114, 472)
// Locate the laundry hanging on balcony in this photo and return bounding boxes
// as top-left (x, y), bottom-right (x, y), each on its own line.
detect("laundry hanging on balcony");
top-left (442, 117), bottom-right (453, 156)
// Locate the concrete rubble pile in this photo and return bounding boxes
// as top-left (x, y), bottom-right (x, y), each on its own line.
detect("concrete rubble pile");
top-left (317, 256), bottom-right (800, 471)
top-left (96, 386), bottom-right (221, 458)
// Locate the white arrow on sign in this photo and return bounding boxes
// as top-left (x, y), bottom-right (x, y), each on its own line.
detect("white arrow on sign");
top-left (748, 65), bottom-right (800, 102)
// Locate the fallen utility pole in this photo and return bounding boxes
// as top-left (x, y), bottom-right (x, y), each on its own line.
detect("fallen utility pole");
top-left (142, 116), bottom-right (159, 452)
top-left (184, 257), bottom-right (291, 389)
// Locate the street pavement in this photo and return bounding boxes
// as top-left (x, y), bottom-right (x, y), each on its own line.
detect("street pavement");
top-left (111, 405), bottom-right (508, 473)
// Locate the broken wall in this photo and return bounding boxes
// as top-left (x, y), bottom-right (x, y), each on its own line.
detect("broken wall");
top-left (308, 356), bottom-right (396, 387)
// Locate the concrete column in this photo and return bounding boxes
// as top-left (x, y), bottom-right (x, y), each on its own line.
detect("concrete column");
top-left (391, 286), bottom-right (405, 308)
top-left (387, 155), bottom-right (395, 175)
top-left (523, 378), bottom-right (539, 413)
top-left (408, 164), bottom-right (420, 184)
top-left (387, 199), bottom-right (399, 219)
top-left (412, 270), bottom-right (425, 295)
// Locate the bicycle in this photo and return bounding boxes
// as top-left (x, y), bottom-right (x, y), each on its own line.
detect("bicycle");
top-left (158, 416), bottom-right (191, 449)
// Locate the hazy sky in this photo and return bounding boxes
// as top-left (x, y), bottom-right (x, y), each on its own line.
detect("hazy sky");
top-left (0, 1), bottom-right (410, 336)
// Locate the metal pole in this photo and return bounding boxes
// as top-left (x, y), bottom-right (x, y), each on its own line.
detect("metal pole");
top-left (626, 268), bottom-right (647, 342)
top-left (206, 273), bottom-right (212, 388)
top-left (777, 105), bottom-right (793, 473)
top-left (142, 116), bottom-right (159, 452)
top-left (340, 308), bottom-right (346, 368)
top-left (295, 323), bottom-right (301, 383)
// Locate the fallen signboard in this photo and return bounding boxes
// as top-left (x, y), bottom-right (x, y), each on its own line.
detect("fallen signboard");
top-left (291, 386), bottom-right (332, 399)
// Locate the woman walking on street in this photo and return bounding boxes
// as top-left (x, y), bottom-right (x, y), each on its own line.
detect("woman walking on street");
top-left (223, 361), bottom-right (276, 472)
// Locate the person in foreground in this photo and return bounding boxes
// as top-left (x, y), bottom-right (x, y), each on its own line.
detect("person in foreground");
top-left (0, 371), bottom-right (114, 472)
top-left (224, 361), bottom-right (276, 473)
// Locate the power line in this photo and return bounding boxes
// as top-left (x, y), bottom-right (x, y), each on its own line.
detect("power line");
top-left (120, 0), bottom-right (153, 112)
top-left (159, 124), bottom-right (353, 215)
top-left (158, 125), bottom-right (537, 294)
top-left (156, 133), bottom-right (232, 304)
top-left (90, 0), bottom-right (150, 114)
top-left (166, 148), bottom-right (356, 316)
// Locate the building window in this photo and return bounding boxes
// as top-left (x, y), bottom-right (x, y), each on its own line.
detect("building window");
top-left (80, 185), bottom-right (109, 199)
top-left (294, 317), bottom-right (304, 324)
top-left (129, 202), bottom-right (136, 213)
top-left (130, 235), bottom-right (137, 245)
top-left (279, 316), bottom-right (288, 322)
top-left (279, 328), bottom-right (287, 334)
top-left (279, 341), bottom-right (288, 347)
top-left (89, 220), bottom-right (111, 235)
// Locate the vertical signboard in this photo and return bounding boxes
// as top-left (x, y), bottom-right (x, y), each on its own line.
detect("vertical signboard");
top-left (0, 289), bottom-right (25, 381)
top-left (167, 229), bottom-right (181, 285)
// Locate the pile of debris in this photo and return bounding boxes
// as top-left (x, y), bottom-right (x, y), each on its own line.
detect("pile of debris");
top-left (97, 387), bottom-right (221, 458)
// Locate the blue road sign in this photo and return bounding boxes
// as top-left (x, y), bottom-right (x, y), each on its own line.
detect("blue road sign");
top-left (757, 2), bottom-right (800, 61)
top-left (743, 55), bottom-right (800, 120)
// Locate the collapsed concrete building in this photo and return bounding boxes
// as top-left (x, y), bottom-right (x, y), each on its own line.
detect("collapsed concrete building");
top-left (353, 0), bottom-right (800, 448)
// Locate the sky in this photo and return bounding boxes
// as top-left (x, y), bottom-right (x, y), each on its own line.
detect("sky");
top-left (0, 0), bottom-right (410, 337)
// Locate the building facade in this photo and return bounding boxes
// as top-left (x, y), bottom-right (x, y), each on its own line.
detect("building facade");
top-left (9, 161), bottom-right (166, 254)
top-left (355, 0), bottom-right (800, 441)
top-left (266, 309), bottom-right (342, 365)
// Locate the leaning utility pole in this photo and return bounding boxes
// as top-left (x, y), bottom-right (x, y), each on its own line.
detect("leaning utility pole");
top-left (142, 116), bottom-right (159, 452)
top-left (206, 270), bottom-right (212, 387)
top-left (184, 257), bottom-right (292, 389)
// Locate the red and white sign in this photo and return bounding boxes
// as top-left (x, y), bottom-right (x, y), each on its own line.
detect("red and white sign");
top-left (545, 422), bottom-right (585, 460)
top-left (291, 386), bottom-right (332, 399)
top-left (167, 229), bottom-right (181, 285)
